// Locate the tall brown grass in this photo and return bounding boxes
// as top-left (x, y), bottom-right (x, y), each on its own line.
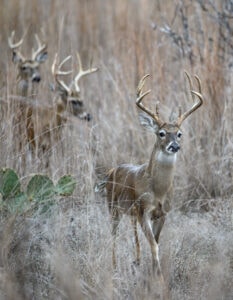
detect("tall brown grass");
top-left (0, 0), bottom-right (232, 299)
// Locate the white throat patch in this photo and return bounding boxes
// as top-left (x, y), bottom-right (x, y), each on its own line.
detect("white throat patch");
top-left (157, 151), bottom-right (177, 165)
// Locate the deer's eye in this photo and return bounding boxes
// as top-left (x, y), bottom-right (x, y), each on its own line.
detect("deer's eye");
top-left (71, 100), bottom-right (83, 107)
top-left (159, 130), bottom-right (166, 138)
top-left (177, 131), bottom-right (182, 138)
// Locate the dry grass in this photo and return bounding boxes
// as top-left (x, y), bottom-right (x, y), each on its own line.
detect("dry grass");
top-left (0, 0), bottom-right (232, 299)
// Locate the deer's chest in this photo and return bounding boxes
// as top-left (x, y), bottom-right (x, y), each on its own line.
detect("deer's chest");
top-left (150, 164), bottom-right (174, 199)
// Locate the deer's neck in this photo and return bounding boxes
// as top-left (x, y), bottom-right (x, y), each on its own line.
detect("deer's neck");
top-left (146, 144), bottom-right (177, 196)
top-left (18, 78), bottom-right (38, 99)
top-left (17, 79), bottom-right (29, 98)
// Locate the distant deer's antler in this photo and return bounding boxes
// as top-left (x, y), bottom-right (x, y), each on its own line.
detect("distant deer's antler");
top-left (31, 34), bottom-right (47, 60)
top-left (51, 53), bottom-right (73, 94)
top-left (74, 52), bottom-right (98, 93)
top-left (136, 74), bottom-right (165, 128)
top-left (176, 71), bottom-right (203, 127)
top-left (8, 31), bottom-right (25, 61)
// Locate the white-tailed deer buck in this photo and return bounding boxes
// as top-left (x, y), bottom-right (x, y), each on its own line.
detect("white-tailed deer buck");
top-left (8, 31), bottom-right (48, 96)
top-left (52, 52), bottom-right (98, 121)
top-left (8, 31), bottom-right (48, 163)
top-left (19, 53), bottom-right (98, 159)
top-left (97, 72), bottom-right (203, 278)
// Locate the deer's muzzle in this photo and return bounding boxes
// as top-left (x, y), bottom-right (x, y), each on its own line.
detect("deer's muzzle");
top-left (167, 142), bottom-right (180, 153)
top-left (32, 74), bottom-right (41, 82)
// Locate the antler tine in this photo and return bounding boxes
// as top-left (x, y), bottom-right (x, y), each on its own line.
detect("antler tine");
top-left (185, 71), bottom-right (196, 107)
top-left (194, 75), bottom-right (202, 93)
top-left (74, 52), bottom-right (98, 92)
top-left (8, 31), bottom-right (24, 49)
top-left (136, 74), bottom-right (150, 100)
top-left (57, 55), bottom-right (73, 75)
top-left (52, 53), bottom-right (72, 93)
top-left (8, 31), bottom-right (26, 61)
top-left (136, 74), bottom-right (164, 127)
top-left (176, 72), bottom-right (203, 127)
top-left (32, 34), bottom-right (47, 60)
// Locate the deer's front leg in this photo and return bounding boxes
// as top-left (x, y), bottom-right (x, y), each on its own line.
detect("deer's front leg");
top-left (137, 193), bottom-right (162, 276)
top-left (151, 188), bottom-right (172, 242)
top-left (152, 215), bottom-right (165, 243)
top-left (151, 203), bottom-right (166, 243)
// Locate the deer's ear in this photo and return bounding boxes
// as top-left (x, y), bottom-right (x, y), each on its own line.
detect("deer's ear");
top-left (35, 51), bottom-right (48, 63)
top-left (12, 51), bottom-right (23, 63)
top-left (138, 113), bottom-right (159, 132)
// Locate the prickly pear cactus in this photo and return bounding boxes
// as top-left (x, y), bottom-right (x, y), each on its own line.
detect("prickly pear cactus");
top-left (55, 175), bottom-right (76, 196)
top-left (0, 168), bottom-right (77, 216)
top-left (0, 168), bottom-right (21, 200)
top-left (26, 175), bottom-right (55, 201)
top-left (6, 192), bottom-right (28, 214)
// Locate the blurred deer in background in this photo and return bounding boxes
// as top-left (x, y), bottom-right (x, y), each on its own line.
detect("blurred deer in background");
top-left (8, 31), bottom-right (48, 97)
top-left (21, 53), bottom-right (98, 161)
top-left (96, 72), bottom-right (203, 280)
top-left (8, 31), bottom-right (48, 164)
top-left (52, 52), bottom-right (98, 122)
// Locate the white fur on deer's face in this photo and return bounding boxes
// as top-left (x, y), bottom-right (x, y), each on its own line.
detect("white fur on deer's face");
top-left (139, 113), bottom-right (182, 155)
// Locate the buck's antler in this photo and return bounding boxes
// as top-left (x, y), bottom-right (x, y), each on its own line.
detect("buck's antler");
top-left (74, 52), bottom-right (98, 93)
top-left (8, 31), bottom-right (25, 61)
top-left (52, 53), bottom-right (73, 94)
top-left (31, 34), bottom-right (47, 60)
top-left (8, 31), bottom-right (24, 49)
top-left (176, 72), bottom-right (203, 127)
top-left (136, 74), bottom-right (165, 128)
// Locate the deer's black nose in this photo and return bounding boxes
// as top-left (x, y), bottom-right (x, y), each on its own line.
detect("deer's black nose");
top-left (32, 75), bottom-right (41, 82)
top-left (84, 113), bottom-right (92, 122)
top-left (168, 142), bottom-right (180, 153)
